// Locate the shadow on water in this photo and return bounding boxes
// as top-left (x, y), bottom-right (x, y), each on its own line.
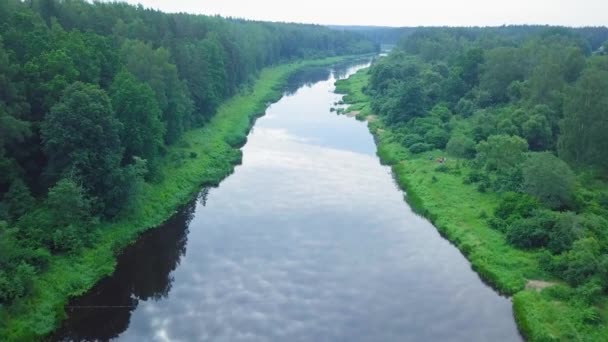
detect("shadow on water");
top-left (51, 195), bottom-right (200, 341)
top-left (283, 66), bottom-right (331, 96)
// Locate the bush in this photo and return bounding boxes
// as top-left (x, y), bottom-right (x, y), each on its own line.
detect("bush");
top-left (455, 98), bottom-right (475, 117)
top-left (402, 133), bottom-right (424, 147)
top-left (0, 262), bottom-right (35, 304)
top-left (547, 212), bottom-right (582, 254)
top-left (476, 134), bottom-right (528, 172)
top-left (505, 209), bottom-right (581, 253)
top-left (446, 134), bottom-right (476, 159)
top-left (424, 128), bottom-right (450, 149)
top-left (17, 179), bottom-right (97, 253)
top-left (429, 104), bottom-right (452, 122)
top-left (435, 164), bottom-right (449, 173)
top-left (506, 210), bottom-right (556, 249)
top-left (522, 152), bottom-right (576, 210)
top-left (494, 192), bottom-right (539, 221)
top-left (409, 142), bottom-right (433, 154)
top-left (546, 238), bottom-right (601, 286)
top-left (575, 279), bottom-right (603, 305)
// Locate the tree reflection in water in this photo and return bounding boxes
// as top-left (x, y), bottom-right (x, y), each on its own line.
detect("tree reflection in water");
top-left (52, 195), bottom-right (199, 341)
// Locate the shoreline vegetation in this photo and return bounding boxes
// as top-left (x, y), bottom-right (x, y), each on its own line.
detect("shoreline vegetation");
top-left (336, 67), bottom-right (608, 341)
top-left (0, 55), bottom-right (359, 341)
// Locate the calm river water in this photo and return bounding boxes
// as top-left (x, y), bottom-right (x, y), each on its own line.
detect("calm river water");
top-left (54, 61), bottom-right (522, 342)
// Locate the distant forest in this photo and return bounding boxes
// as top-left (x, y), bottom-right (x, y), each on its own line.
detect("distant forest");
top-left (333, 25), bottom-right (608, 48)
top-left (0, 0), bottom-right (377, 307)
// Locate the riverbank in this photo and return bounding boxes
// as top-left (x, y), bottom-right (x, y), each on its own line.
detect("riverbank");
top-left (336, 68), bottom-right (608, 341)
top-left (0, 56), bottom-right (359, 341)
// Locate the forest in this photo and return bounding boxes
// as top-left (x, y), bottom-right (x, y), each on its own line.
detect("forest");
top-left (337, 25), bottom-right (608, 340)
top-left (0, 0), bottom-right (377, 323)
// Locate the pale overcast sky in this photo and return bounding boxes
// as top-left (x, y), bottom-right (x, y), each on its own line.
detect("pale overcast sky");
top-left (112, 0), bottom-right (607, 27)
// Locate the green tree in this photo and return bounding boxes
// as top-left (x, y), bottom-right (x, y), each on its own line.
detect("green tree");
top-left (45, 178), bottom-right (95, 252)
top-left (424, 128), bottom-right (450, 149)
top-left (4, 179), bottom-right (35, 223)
top-left (110, 70), bottom-right (165, 173)
top-left (120, 40), bottom-right (194, 144)
top-left (558, 68), bottom-right (608, 174)
top-left (23, 49), bottom-right (79, 119)
top-left (446, 134), bottom-right (476, 159)
top-left (522, 152), bottom-right (576, 210)
top-left (41, 82), bottom-right (127, 215)
top-left (480, 47), bottom-right (526, 103)
top-left (476, 135), bottom-right (528, 172)
top-left (522, 114), bottom-right (552, 151)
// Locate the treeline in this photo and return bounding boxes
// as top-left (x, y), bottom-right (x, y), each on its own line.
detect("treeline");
top-left (366, 26), bottom-right (608, 313)
top-left (335, 25), bottom-right (608, 49)
top-left (0, 0), bottom-right (376, 306)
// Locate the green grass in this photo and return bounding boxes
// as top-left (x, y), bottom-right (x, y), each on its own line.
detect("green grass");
top-left (335, 71), bottom-right (373, 120)
top-left (0, 55), bottom-right (353, 341)
top-left (338, 68), bottom-right (608, 341)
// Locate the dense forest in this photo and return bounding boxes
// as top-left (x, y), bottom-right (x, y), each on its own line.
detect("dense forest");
top-left (340, 25), bottom-right (608, 339)
top-left (0, 0), bottom-right (377, 313)
top-left (334, 25), bottom-right (608, 48)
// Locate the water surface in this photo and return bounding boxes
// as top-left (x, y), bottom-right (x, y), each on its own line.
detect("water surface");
top-left (54, 62), bottom-right (521, 342)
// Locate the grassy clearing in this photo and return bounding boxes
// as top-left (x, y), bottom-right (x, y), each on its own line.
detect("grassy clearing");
top-left (338, 68), bottom-right (608, 341)
top-left (0, 56), bottom-right (352, 341)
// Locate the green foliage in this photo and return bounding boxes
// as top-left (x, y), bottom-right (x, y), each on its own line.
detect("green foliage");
top-left (41, 82), bottom-right (131, 216)
top-left (506, 209), bottom-right (556, 249)
top-left (476, 135), bottom-right (528, 172)
top-left (18, 179), bottom-right (95, 253)
top-left (559, 66), bottom-right (608, 175)
top-left (521, 114), bottom-right (552, 151)
top-left (548, 238), bottom-right (603, 286)
top-left (494, 192), bottom-right (539, 221)
top-left (110, 70), bottom-right (165, 174)
top-left (479, 47), bottom-right (526, 103)
top-left (402, 133), bottom-right (424, 147)
top-left (506, 210), bottom-right (582, 254)
top-left (340, 26), bottom-right (608, 340)
top-left (455, 98), bottom-right (475, 117)
top-left (3, 179), bottom-right (35, 223)
top-left (446, 134), bottom-right (476, 159)
top-left (408, 142), bottom-right (433, 154)
top-left (522, 152), bottom-right (576, 210)
top-left (424, 128), bottom-right (450, 149)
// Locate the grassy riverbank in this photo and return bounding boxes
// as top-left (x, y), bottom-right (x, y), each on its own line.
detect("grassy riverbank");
top-left (0, 56), bottom-right (356, 341)
top-left (336, 68), bottom-right (608, 341)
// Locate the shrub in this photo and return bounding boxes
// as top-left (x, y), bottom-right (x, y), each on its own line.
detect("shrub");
top-left (505, 209), bottom-right (581, 254)
top-left (408, 142), bottom-right (433, 154)
top-left (0, 262), bottom-right (35, 304)
top-left (402, 133), bottom-right (424, 147)
top-left (476, 134), bottom-right (528, 172)
top-left (424, 128), bottom-right (450, 149)
top-left (446, 134), bottom-right (476, 159)
top-left (547, 212), bottom-right (582, 254)
top-left (455, 98), bottom-right (475, 117)
top-left (506, 210), bottom-right (556, 249)
top-left (435, 164), bottom-right (449, 173)
top-left (522, 152), bottom-right (576, 210)
top-left (548, 238), bottom-right (601, 286)
top-left (494, 192), bottom-right (539, 221)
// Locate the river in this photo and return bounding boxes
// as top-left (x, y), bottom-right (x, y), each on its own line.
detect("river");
top-left (53, 61), bottom-right (522, 342)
